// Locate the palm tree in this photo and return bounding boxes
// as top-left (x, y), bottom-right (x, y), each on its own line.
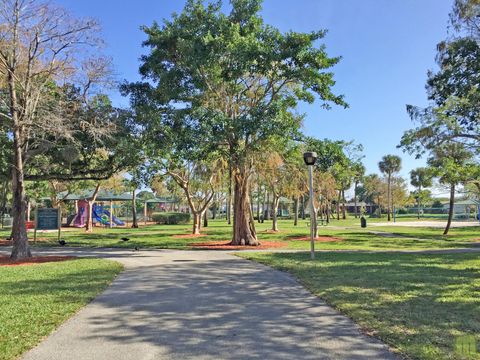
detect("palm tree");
top-left (409, 167), bottom-right (433, 219)
top-left (378, 155), bottom-right (402, 221)
top-left (352, 162), bottom-right (366, 218)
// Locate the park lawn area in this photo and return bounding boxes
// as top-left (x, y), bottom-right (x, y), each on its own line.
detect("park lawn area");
top-left (369, 225), bottom-right (480, 241)
top-left (1, 218), bottom-right (478, 251)
top-left (0, 258), bottom-right (122, 360)
top-left (239, 251), bottom-right (480, 360)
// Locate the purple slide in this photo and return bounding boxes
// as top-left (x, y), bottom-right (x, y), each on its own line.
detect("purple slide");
top-left (73, 200), bottom-right (88, 227)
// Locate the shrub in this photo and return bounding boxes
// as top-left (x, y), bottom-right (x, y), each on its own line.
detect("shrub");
top-left (152, 212), bottom-right (191, 225)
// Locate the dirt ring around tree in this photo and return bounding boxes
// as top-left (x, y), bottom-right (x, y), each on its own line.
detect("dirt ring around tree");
top-left (0, 255), bottom-right (76, 267)
top-left (190, 240), bottom-right (288, 250)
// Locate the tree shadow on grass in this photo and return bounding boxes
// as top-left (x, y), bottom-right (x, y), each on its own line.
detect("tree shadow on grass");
top-left (255, 252), bottom-right (480, 359)
top-left (23, 255), bottom-right (398, 360)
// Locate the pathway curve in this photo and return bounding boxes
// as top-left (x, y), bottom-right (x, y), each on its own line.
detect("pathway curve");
top-left (3, 248), bottom-right (397, 360)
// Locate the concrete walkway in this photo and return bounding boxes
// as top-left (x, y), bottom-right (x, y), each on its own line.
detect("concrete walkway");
top-left (7, 248), bottom-right (397, 360)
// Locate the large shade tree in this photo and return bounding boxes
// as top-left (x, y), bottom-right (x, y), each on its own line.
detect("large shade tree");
top-left (0, 0), bottom-right (138, 259)
top-left (124, 0), bottom-right (346, 245)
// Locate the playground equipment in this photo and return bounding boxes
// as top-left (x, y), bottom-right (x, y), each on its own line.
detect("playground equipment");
top-left (92, 204), bottom-right (125, 226)
top-left (72, 200), bottom-right (88, 227)
top-left (70, 199), bottom-right (125, 228)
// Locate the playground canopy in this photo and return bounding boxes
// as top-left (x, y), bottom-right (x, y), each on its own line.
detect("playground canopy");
top-left (145, 197), bottom-right (178, 204)
top-left (58, 190), bottom-right (133, 202)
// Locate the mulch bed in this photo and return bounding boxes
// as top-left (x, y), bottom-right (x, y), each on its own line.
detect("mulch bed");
top-left (173, 233), bottom-right (208, 239)
top-left (0, 240), bottom-right (11, 246)
top-left (190, 240), bottom-right (288, 250)
top-left (288, 235), bottom-right (344, 242)
top-left (0, 255), bottom-right (76, 267)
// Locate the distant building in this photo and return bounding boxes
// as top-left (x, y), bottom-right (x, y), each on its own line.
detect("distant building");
top-left (442, 199), bottom-right (480, 219)
top-left (344, 201), bottom-right (377, 215)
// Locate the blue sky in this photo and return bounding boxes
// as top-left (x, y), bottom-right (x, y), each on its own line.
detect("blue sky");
top-left (57, 0), bottom-right (452, 181)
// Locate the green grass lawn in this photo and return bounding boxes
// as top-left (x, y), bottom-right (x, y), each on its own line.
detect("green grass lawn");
top-left (238, 251), bottom-right (480, 360)
top-left (0, 259), bottom-right (122, 360)
top-left (4, 217), bottom-right (477, 251)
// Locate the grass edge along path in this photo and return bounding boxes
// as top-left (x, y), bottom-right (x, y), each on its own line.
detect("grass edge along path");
top-left (238, 251), bottom-right (480, 360)
top-left (0, 258), bottom-right (123, 360)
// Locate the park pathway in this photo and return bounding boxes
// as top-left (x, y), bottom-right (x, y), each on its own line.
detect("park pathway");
top-left (13, 248), bottom-right (397, 360)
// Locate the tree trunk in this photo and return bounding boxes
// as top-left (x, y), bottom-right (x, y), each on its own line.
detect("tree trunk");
top-left (265, 191), bottom-right (270, 220)
top-left (336, 192), bottom-right (341, 220)
top-left (301, 195), bottom-right (306, 220)
top-left (293, 196), bottom-right (299, 226)
top-left (10, 153), bottom-right (30, 260)
top-left (250, 190), bottom-right (255, 218)
top-left (342, 189), bottom-right (346, 220)
top-left (354, 181), bottom-right (359, 218)
top-left (256, 183), bottom-right (261, 223)
top-left (192, 212), bottom-right (201, 235)
top-left (378, 196), bottom-right (382, 218)
top-left (326, 199), bottom-right (330, 223)
top-left (387, 174), bottom-right (391, 221)
top-left (86, 183), bottom-right (101, 232)
top-left (231, 169), bottom-right (259, 246)
top-left (131, 190), bottom-right (138, 228)
top-left (261, 188), bottom-right (266, 223)
top-left (227, 162), bottom-right (232, 225)
top-left (203, 209), bottom-right (208, 228)
top-left (0, 179), bottom-right (8, 229)
top-left (312, 207), bottom-right (318, 238)
top-left (272, 195), bottom-right (280, 232)
top-left (212, 194), bottom-right (217, 219)
top-left (9, 52), bottom-right (31, 259)
top-left (444, 184), bottom-right (455, 235)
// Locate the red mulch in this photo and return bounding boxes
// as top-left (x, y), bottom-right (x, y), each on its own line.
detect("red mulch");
top-left (0, 240), bottom-right (11, 246)
top-left (173, 233), bottom-right (208, 239)
top-left (0, 255), bottom-right (76, 267)
top-left (190, 240), bottom-right (288, 250)
top-left (288, 235), bottom-right (343, 242)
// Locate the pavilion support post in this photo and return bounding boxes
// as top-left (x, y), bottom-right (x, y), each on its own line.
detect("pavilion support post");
top-left (109, 201), bottom-right (113, 229)
top-left (144, 202), bottom-right (147, 225)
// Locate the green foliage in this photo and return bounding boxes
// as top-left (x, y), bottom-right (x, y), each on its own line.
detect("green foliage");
top-left (304, 137), bottom-right (349, 172)
top-left (427, 143), bottom-right (477, 186)
top-left (378, 155), bottom-right (402, 177)
top-left (451, 0), bottom-right (480, 36)
top-left (151, 212), bottom-right (191, 225)
top-left (401, 38), bottom-right (480, 156)
top-left (123, 0), bottom-right (346, 176)
top-left (410, 167), bottom-right (433, 190)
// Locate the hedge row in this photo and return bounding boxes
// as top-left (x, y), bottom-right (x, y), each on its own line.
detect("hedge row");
top-left (151, 212), bottom-right (191, 225)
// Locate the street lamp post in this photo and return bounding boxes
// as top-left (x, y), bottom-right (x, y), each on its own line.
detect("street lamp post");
top-left (303, 152), bottom-right (317, 260)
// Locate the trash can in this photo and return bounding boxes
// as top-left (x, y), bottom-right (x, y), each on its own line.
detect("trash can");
top-left (360, 216), bottom-right (367, 228)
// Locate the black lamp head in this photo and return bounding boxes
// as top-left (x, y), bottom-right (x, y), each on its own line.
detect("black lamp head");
top-left (303, 152), bottom-right (317, 166)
